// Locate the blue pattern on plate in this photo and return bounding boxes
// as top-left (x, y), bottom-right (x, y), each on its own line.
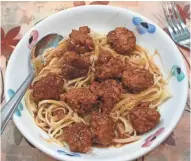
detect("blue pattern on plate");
top-left (57, 150), bottom-right (81, 157)
top-left (7, 89), bottom-right (23, 117)
top-left (171, 65), bottom-right (185, 82)
top-left (132, 17), bottom-right (156, 34)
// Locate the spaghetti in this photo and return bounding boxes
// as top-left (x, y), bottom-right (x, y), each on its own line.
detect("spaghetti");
top-left (25, 28), bottom-right (171, 150)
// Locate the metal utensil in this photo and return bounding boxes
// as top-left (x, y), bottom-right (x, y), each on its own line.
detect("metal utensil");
top-left (0, 33), bottom-right (63, 134)
top-left (162, 1), bottom-right (190, 49)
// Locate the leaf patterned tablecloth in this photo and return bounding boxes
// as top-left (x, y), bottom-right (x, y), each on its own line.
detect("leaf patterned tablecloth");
top-left (0, 1), bottom-right (190, 161)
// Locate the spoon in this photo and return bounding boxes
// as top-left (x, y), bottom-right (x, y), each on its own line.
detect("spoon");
top-left (0, 33), bottom-right (63, 134)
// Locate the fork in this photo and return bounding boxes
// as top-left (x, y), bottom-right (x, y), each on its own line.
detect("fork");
top-left (162, 1), bottom-right (190, 49)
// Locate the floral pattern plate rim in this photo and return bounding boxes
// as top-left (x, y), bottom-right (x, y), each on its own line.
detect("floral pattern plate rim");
top-left (4, 5), bottom-right (188, 161)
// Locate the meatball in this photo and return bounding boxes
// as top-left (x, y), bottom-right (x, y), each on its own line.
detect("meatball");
top-left (90, 112), bottom-right (115, 146)
top-left (67, 26), bottom-right (94, 54)
top-left (122, 68), bottom-right (154, 93)
top-left (61, 52), bottom-right (90, 80)
top-left (60, 88), bottom-right (97, 115)
top-left (107, 27), bottom-right (136, 55)
top-left (33, 74), bottom-right (63, 102)
top-left (95, 49), bottom-right (124, 80)
top-left (129, 103), bottom-right (160, 134)
top-left (79, 26), bottom-right (90, 34)
top-left (63, 123), bottom-right (92, 153)
top-left (90, 80), bottom-right (122, 113)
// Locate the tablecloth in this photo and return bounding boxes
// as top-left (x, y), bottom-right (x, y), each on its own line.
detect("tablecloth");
top-left (0, 1), bottom-right (190, 161)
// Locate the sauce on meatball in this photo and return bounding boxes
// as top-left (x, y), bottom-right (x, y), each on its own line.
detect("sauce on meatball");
top-left (95, 48), bottom-right (124, 80)
top-left (129, 103), bottom-right (160, 134)
top-left (61, 51), bottom-right (90, 80)
top-left (60, 88), bottom-right (97, 115)
top-left (67, 26), bottom-right (94, 54)
top-left (90, 112), bottom-right (115, 146)
top-left (122, 68), bottom-right (154, 93)
top-left (107, 27), bottom-right (136, 55)
top-left (90, 80), bottom-right (122, 113)
top-left (63, 123), bottom-right (92, 153)
top-left (33, 74), bottom-right (64, 102)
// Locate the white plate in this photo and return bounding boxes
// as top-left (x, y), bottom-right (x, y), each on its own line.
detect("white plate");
top-left (5, 5), bottom-right (188, 161)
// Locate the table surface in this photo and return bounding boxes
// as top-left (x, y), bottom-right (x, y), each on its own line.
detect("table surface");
top-left (0, 1), bottom-right (190, 161)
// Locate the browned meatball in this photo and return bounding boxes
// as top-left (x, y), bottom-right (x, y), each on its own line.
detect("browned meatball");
top-left (90, 112), bottom-right (115, 146)
top-left (107, 27), bottom-right (136, 55)
top-left (79, 26), bottom-right (90, 34)
top-left (122, 68), bottom-right (154, 93)
top-left (95, 49), bottom-right (124, 80)
top-left (67, 26), bottom-right (94, 54)
top-left (129, 103), bottom-right (160, 134)
top-left (63, 123), bottom-right (92, 153)
top-left (33, 74), bottom-right (63, 102)
top-left (60, 88), bottom-right (97, 115)
top-left (61, 52), bottom-right (90, 80)
top-left (90, 80), bottom-right (122, 113)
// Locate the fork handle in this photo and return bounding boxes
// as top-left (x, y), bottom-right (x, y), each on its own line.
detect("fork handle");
top-left (179, 39), bottom-right (190, 50)
top-left (0, 71), bottom-right (35, 134)
top-left (181, 43), bottom-right (190, 50)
